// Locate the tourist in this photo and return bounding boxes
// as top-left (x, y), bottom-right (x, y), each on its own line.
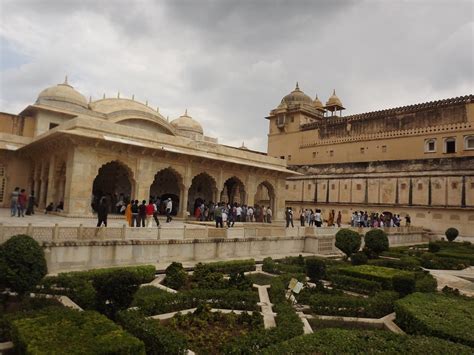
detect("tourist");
top-left (215, 203), bottom-right (223, 228)
top-left (300, 209), bottom-right (305, 226)
top-left (17, 189), bottom-right (27, 217)
top-left (247, 206), bottom-right (254, 222)
top-left (314, 209), bottom-right (322, 227)
top-left (124, 201), bottom-right (132, 226)
top-left (146, 200), bottom-right (155, 227)
top-left (138, 200), bottom-right (147, 227)
top-left (55, 201), bottom-right (64, 212)
top-left (336, 211), bottom-right (342, 227)
top-left (266, 206), bottom-right (272, 223)
top-left (26, 190), bottom-right (36, 215)
top-left (165, 198), bottom-right (173, 223)
top-left (262, 206), bottom-right (267, 223)
top-left (222, 206), bottom-right (228, 227)
top-left (285, 207), bottom-right (294, 228)
top-left (328, 209), bottom-right (335, 227)
top-left (405, 214), bottom-right (411, 227)
top-left (45, 202), bottom-right (54, 214)
top-left (153, 199), bottom-right (160, 227)
top-left (236, 204), bottom-right (242, 222)
top-left (305, 209), bottom-right (311, 225)
top-left (96, 198), bottom-right (108, 227)
top-left (131, 200), bottom-right (139, 227)
top-left (10, 187), bottom-right (20, 217)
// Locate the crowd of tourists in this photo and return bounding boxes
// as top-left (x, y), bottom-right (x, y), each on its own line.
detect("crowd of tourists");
top-left (9, 187), bottom-right (37, 217)
top-left (284, 207), bottom-right (411, 228)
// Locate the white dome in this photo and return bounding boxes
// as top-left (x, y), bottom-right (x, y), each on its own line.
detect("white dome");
top-left (170, 110), bottom-right (203, 135)
top-left (36, 79), bottom-right (88, 109)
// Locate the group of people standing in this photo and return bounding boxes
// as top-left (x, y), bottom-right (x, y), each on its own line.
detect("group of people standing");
top-left (210, 202), bottom-right (272, 228)
top-left (286, 208), bottom-right (342, 228)
top-left (9, 187), bottom-right (36, 217)
top-left (350, 211), bottom-right (410, 228)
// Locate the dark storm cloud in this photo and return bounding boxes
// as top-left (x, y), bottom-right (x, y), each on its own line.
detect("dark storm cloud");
top-left (1, 0), bottom-right (473, 151)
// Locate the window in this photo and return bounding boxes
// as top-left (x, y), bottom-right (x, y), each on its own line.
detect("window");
top-left (288, 155), bottom-right (292, 161)
top-left (425, 139), bottom-right (436, 153)
top-left (308, 184), bottom-right (312, 190)
top-left (464, 136), bottom-right (474, 150)
top-left (382, 145), bottom-right (387, 153)
top-left (49, 123), bottom-right (59, 130)
top-left (276, 115), bottom-right (286, 127)
top-left (290, 116), bottom-right (294, 123)
top-left (452, 182), bottom-right (458, 189)
top-left (331, 184), bottom-right (335, 190)
top-left (444, 138), bottom-right (456, 154)
top-left (312, 152), bottom-right (316, 158)
top-left (280, 156), bottom-right (285, 159)
top-left (360, 147), bottom-right (365, 154)
top-left (285, 184), bottom-right (289, 190)
top-left (356, 184), bottom-right (362, 191)
top-left (401, 183), bottom-right (407, 190)
top-left (418, 183), bottom-right (423, 190)
top-left (329, 150), bottom-right (334, 157)
top-left (344, 184), bottom-right (348, 190)
top-left (434, 183), bottom-right (441, 189)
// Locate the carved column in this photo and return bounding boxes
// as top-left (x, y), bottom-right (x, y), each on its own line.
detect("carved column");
top-left (461, 176), bottom-right (466, 208)
top-left (46, 155), bottom-right (56, 205)
top-left (38, 162), bottom-right (48, 209)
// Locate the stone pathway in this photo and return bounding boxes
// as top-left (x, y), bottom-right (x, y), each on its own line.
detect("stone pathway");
top-left (427, 267), bottom-right (474, 297)
top-left (254, 284), bottom-right (276, 329)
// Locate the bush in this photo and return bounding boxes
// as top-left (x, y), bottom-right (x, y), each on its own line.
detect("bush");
top-left (329, 274), bottom-right (382, 295)
top-left (395, 292), bottom-right (474, 347)
top-left (194, 259), bottom-right (255, 275)
top-left (335, 229), bottom-right (361, 258)
top-left (11, 307), bottom-right (145, 354)
top-left (262, 257), bottom-right (305, 275)
top-left (92, 270), bottom-right (140, 318)
top-left (339, 265), bottom-right (414, 289)
top-left (55, 265), bottom-right (156, 284)
top-left (420, 255), bottom-right (469, 270)
top-left (415, 273), bottom-right (437, 293)
top-left (445, 227), bottom-right (459, 242)
top-left (0, 235), bottom-right (47, 296)
top-left (164, 262), bottom-right (188, 290)
top-left (350, 252), bottom-right (368, 265)
top-left (364, 229), bottom-right (389, 256)
top-left (117, 310), bottom-right (188, 354)
top-left (428, 241), bottom-right (441, 253)
top-left (261, 329), bottom-right (473, 355)
top-left (305, 258), bottom-right (326, 281)
top-left (392, 275), bottom-right (416, 296)
top-left (368, 257), bottom-right (421, 271)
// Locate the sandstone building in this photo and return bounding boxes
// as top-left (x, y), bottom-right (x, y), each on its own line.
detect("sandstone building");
top-left (267, 84), bottom-right (474, 236)
top-left (0, 79), bottom-right (295, 219)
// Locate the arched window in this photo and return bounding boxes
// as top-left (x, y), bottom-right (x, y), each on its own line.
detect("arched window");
top-left (444, 137), bottom-right (456, 154)
top-left (464, 135), bottom-right (474, 150)
top-left (424, 139), bottom-right (436, 153)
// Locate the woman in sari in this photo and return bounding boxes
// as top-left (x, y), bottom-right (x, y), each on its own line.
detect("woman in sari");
top-left (125, 201), bottom-right (132, 227)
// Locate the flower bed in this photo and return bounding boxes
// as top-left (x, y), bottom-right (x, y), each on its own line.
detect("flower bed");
top-left (11, 306), bottom-right (144, 354)
top-left (395, 292), bottom-right (474, 347)
top-left (261, 329), bottom-right (473, 354)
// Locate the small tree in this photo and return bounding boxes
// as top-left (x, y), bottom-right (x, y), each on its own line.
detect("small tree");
top-left (351, 252), bottom-right (368, 265)
top-left (305, 258), bottom-right (326, 281)
top-left (164, 262), bottom-right (188, 290)
top-left (93, 270), bottom-right (140, 319)
top-left (0, 235), bottom-right (47, 296)
top-left (335, 229), bottom-right (361, 259)
top-left (364, 229), bottom-right (389, 257)
top-left (445, 228), bottom-right (459, 242)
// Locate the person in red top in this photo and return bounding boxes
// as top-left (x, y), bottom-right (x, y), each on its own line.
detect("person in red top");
top-left (146, 200), bottom-right (155, 227)
top-left (18, 189), bottom-right (27, 217)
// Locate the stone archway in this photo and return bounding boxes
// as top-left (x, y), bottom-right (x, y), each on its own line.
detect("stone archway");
top-left (221, 176), bottom-right (246, 205)
top-left (92, 161), bottom-right (134, 213)
top-left (149, 168), bottom-right (181, 215)
top-left (188, 172), bottom-right (218, 216)
top-left (254, 181), bottom-right (275, 212)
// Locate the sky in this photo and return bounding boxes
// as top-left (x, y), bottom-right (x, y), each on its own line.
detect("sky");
top-left (0, 0), bottom-right (473, 151)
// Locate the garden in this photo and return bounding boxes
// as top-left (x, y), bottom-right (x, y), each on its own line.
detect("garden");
top-left (0, 229), bottom-right (473, 354)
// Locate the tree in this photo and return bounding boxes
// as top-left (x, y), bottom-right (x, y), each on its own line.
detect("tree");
top-left (335, 229), bottom-right (361, 259)
top-left (305, 258), bottom-right (326, 281)
top-left (0, 235), bottom-right (47, 296)
top-left (445, 228), bottom-right (459, 242)
top-left (364, 229), bottom-right (389, 257)
top-left (164, 262), bottom-right (188, 290)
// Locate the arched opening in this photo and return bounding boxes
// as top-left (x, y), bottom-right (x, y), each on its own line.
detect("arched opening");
top-left (188, 172), bottom-right (218, 216)
top-left (254, 181), bottom-right (275, 212)
top-left (92, 161), bottom-right (133, 213)
top-left (149, 168), bottom-right (181, 215)
top-left (221, 176), bottom-right (246, 205)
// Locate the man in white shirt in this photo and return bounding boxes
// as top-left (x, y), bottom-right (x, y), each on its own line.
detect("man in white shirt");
top-left (236, 205), bottom-right (242, 221)
top-left (166, 198), bottom-right (173, 223)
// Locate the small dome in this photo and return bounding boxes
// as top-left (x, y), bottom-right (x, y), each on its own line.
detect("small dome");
top-left (170, 110), bottom-right (203, 135)
top-left (281, 82), bottom-right (313, 104)
top-left (36, 78), bottom-right (88, 109)
top-left (325, 89), bottom-right (344, 109)
top-left (313, 94), bottom-right (325, 111)
top-left (90, 97), bottom-right (162, 116)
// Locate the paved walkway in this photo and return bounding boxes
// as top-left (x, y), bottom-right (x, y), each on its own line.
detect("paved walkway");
top-left (427, 267), bottom-right (474, 297)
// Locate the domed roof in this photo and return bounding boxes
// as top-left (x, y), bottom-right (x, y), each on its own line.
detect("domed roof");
top-left (90, 97), bottom-right (162, 116)
top-left (36, 78), bottom-right (88, 109)
top-left (325, 89), bottom-right (344, 109)
top-left (281, 82), bottom-right (313, 104)
top-left (313, 94), bottom-right (325, 111)
top-left (170, 110), bottom-right (203, 135)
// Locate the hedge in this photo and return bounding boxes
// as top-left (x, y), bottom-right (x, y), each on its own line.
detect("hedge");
top-left (117, 309), bottom-right (188, 354)
top-left (329, 274), bottom-right (382, 295)
top-left (262, 257), bottom-right (306, 275)
top-left (11, 306), bottom-right (145, 354)
top-left (194, 259), bottom-right (256, 274)
top-left (395, 292), bottom-right (474, 347)
top-left (339, 265), bottom-right (413, 289)
top-left (368, 257), bottom-right (422, 271)
top-left (309, 291), bottom-right (399, 318)
top-left (132, 286), bottom-right (259, 315)
top-left (261, 328), bottom-right (473, 354)
top-left (53, 265), bottom-right (156, 284)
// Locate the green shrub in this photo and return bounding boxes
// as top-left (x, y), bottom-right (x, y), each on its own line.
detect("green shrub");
top-left (164, 262), bottom-right (188, 290)
top-left (339, 265), bottom-right (414, 289)
top-left (40, 275), bottom-right (97, 309)
top-left (194, 259), bottom-right (255, 275)
top-left (117, 309), bottom-right (188, 354)
top-left (395, 292), bottom-right (474, 346)
top-left (305, 258), bottom-right (326, 281)
top-left (415, 273), bottom-right (437, 293)
top-left (436, 251), bottom-right (474, 266)
top-left (368, 257), bottom-right (421, 271)
top-left (261, 329), bottom-right (473, 355)
top-left (57, 265), bottom-right (156, 283)
top-left (392, 275), bottom-right (416, 296)
top-left (92, 270), bottom-right (140, 318)
top-left (262, 257), bottom-right (305, 275)
top-left (0, 235), bottom-right (47, 296)
top-left (421, 255), bottom-right (469, 270)
top-left (11, 307), bottom-right (145, 354)
top-left (364, 229), bottom-right (389, 256)
top-left (309, 291), bottom-right (398, 318)
top-left (279, 255), bottom-right (305, 266)
top-left (329, 274), bottom-right (382, 295)
top-left (428, 241), bottom-right (441, 253)
top-left (350, 252), bottom-right (368, 265)
top-left (335, 229), bottom-right (361, 258)
top-left (445, 227), bottom-right (459, 242)
top-left (228, 272), bottom-right (253, 291)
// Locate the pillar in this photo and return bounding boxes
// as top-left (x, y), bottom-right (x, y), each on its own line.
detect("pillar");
top-left (46, 155), bottom-right (56, 205)
top-left (179, 183), bottom-right (190, 218)
top-left (38, 162), bottom-right (48, 209)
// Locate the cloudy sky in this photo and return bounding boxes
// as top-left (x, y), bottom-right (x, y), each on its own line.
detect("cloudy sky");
top-left (1, 0), bottom-right (472, 151)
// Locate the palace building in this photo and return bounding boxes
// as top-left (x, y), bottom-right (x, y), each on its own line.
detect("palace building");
top-left (267, 84), bottom-right (474, 236)
top-left (0, 79), bottom-right (295, 219)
